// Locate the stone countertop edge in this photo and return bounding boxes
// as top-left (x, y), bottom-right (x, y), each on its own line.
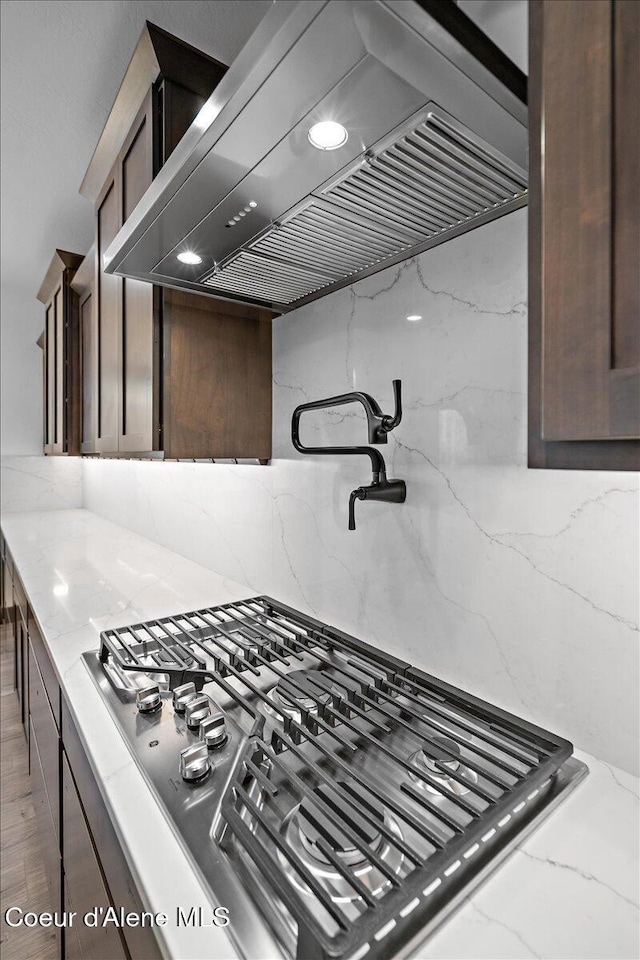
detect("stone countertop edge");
top-left (1, 508), bottom-right (638, 960)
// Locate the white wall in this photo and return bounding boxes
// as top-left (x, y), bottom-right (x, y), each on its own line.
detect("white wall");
top-left (82, 209), bottom-right (640, 776)
top-left (0, 286), bottom-right (45, 454)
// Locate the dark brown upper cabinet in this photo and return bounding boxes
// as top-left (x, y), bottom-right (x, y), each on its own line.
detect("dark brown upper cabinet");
top-left (70, 246), bottom-right (97, 454)
top-left (36, 250), bottom-right (84, 456)
top-left (80, 23), bottom-right (273, 460)
top-left (529, 0), bottom-right (640, 470)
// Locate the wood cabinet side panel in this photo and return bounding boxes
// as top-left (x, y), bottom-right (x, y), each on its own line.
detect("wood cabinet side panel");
top-left (161, 79), bottom-right (205, 160)
top-left (163, 291), bottom-right (273, 459)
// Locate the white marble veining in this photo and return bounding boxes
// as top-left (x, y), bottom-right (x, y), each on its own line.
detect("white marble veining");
top-left (82, 209), bottom-right (640, 776)
top-left (1, 455), bottom-right (83, 513)
top-left (419, 751), bottom-right (639, 960)
top-left (1, 509), bottom-right (638, 960)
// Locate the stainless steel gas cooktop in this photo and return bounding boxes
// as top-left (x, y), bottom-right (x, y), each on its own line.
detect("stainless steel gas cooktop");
top-left (83, 596), bottom-right (587, 960)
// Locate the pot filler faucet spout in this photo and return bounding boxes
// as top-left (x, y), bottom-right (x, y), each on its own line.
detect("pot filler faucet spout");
top-left (291, 380), bottom-right (406, 530)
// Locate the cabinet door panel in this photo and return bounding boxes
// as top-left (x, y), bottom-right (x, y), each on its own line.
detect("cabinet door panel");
top-left (120, 112), bottom-right (156, 452)
top-left (610, 0), bottom-right (640, 435)
top-left (536, 0), bottom-right (640, 442)
top-left (64, 881), bottom-right (84, 960)
top-left (15, 606), bottom-right (28, 741)
top-left (29, 720), bottom-right (62, 935)
top-left (120, 278), bottom-right (155, 451)
top-left (539, 0), bottom-right (611, 440)
top-left (529, 0), bottom-right (640, 468)
top-left (28, 643), bottom-right (59, 840)
top-left (61, 700), bottom-right (163, 960)
top-left (96, 181), bottom-right (120, 453)
top-left (54, 285), bottom-right (65, 453)
top-left (39, 254), bottom-right (83, 456)
top-left (81, 291), bottom-right (97, 452)
top-left (44, 303), bottom-right (53, 453)
top-left (62, 755), bottom-right (127, 960)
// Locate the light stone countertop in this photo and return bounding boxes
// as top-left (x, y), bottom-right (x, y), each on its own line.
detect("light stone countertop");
top-left (2, 509), bottom-right (638, 960)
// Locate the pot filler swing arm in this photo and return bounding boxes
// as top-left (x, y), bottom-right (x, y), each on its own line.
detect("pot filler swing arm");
top-left (291, 379), bottom-right (406, 530)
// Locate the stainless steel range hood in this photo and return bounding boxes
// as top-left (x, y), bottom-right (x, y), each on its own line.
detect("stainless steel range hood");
top-left (103, 0), bottom-right (528, 313)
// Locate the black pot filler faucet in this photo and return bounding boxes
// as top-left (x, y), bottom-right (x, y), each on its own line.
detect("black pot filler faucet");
top-left (291, 380), bottom-right (407, 530)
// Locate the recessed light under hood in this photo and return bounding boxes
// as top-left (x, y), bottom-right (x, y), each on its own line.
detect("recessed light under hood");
top-left (103, 0), bottom-right (528, 313)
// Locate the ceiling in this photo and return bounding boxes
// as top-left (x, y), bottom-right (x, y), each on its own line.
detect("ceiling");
top-left (0, 0), bottom-right (272, 301)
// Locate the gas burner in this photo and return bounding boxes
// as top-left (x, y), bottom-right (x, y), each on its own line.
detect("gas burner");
top-left (278, 780), bottom-right (405, 911)
top-left (155, 646), bottom-right (198, 669)
top-left (409, 734), bottom-right (478, 797)
top-left (298, 781), bottom-right (385, 866)
top-left (132, 637), bottom-right (205, 677)
top-left (264, 669), bottom-right (339, 724)
top-left (216, 631), bottom-right (262, 662)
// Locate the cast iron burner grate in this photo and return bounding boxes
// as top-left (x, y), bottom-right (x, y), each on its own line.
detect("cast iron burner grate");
top-left (97, 597), bottom-right (580, 960)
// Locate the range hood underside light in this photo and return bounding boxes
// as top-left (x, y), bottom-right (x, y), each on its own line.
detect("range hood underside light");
top-left (202, 106), bottom-right (527, 308)
top-left (177, 251), bottom-right (203, 264)
top-left (308, 120), bottom-right (349, 150)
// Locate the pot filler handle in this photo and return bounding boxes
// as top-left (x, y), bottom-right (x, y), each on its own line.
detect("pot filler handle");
top-left (291, 380), bottom-right (406, 530)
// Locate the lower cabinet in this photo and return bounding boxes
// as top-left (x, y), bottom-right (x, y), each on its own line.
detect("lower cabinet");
top-left (29, 717), bottom-right (63, 958)
top-left (28, 643), bottom-right (59, 831)
top-left (0, 534), bottom-right (7, 622)
top-left (28, 638), bottom-right (62, 957)
top-left (61, 701), bottom-right (162, 960)
top-left (1, 543), bottom-right (16, 688)
top-left (62, 755), bottom-right (127, 960)
top-left (15, 585), bottom-right (29, 745)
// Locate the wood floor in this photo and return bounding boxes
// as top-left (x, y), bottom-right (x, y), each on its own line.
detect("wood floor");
top-left (0, 619), bottom-right (58, 960)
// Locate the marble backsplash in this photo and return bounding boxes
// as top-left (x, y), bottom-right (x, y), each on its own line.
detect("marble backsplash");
top-left (75, 209), bottom-right (637, 774)
top-left (1, 455), bottom-right (83, 513)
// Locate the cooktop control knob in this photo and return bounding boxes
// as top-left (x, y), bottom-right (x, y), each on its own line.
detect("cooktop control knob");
top-left (179, 742), bottom-right (211, 782)
top-left (172, 682), bottom-right (197, 713)
top-left (200, 709), bottom-right (227, 749)
top-left (136, 683), bottom-right (161, 713)
top-left (185, 695), bottom-right (211, 729)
